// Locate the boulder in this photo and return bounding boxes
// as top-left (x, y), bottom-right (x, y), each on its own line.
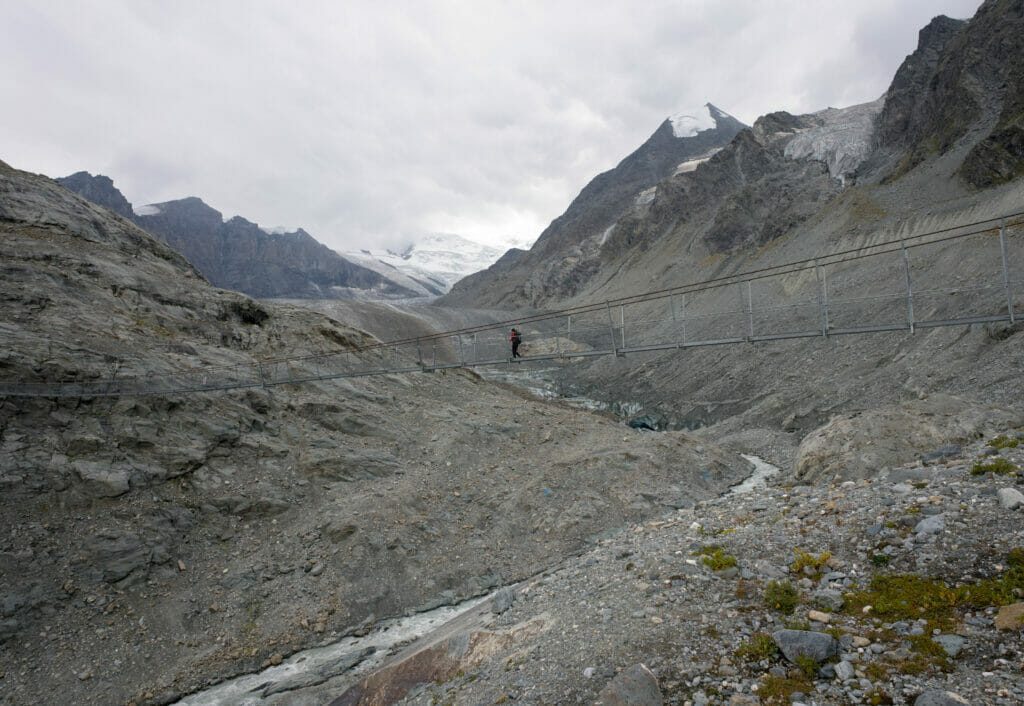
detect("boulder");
top-left (595, 663), bottom-right (663, 706)
top-left (994, 602), bottom-right (1024, 630)
top-left (997, 488), bottom-right (1024, 510)
top-left (772, 629), bottom-right (838, 664)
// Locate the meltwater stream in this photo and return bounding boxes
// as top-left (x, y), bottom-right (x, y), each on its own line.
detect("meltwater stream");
top-left (176, 455), bottom-right (779, 705)
top-left (174, 595), bottom-right (490, 706)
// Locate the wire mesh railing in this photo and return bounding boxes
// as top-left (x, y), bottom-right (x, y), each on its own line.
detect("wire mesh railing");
top-left (1, 212), bottom-right (1021, 398)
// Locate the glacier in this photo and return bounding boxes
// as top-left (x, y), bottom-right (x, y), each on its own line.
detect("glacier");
top-left (784, 98), bottom-right (884, 182)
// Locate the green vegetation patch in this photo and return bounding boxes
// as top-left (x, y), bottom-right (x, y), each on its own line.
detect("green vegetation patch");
top-left (757, 674), bottom-right (814, 705)
top-left (693, 544), bottom-right (737, 570)
top-left (845, 560), bottom-right (1024, 631)
top-left (790, 548), bottom-right (830, 577)
top-left (765, 579), bottom-right (799, 615)
top-left (988, 435), bottom-right (1020, 450)
top-left (734, 632), bottom-right (778, 662)
top-left (970, 457), bottom-right (1018, 476)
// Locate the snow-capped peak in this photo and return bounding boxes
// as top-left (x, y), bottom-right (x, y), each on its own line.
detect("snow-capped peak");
top-left (669, 104), bottom-right (717, 138)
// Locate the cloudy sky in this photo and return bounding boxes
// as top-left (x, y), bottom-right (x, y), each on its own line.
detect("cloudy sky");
top-left (1, 0), bottom-right (981, 253)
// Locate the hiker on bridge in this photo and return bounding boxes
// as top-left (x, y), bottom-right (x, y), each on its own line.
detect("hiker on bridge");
top-left (510, 328), bottom-right (522, 359)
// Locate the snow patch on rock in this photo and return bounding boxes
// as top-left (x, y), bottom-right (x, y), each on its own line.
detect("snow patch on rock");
top-left (669, 105), bottom-right (716, 138)
top-left (674, 148), bottom-right (722, 175)
top-left (132, 203), bottom-right (162, 217)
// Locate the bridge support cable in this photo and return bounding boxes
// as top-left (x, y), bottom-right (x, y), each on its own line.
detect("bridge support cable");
top-left (2, 210), bottom-right (1022, 398)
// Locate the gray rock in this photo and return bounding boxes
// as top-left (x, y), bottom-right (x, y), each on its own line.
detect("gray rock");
top-left (72, 461), bottom-right (131, 497)
top-left (90, 531), bottom-right (148, 583)
top-left (922, 445), bottom-right (961, 464)
top-left (772, 629), bottom-right (839, 664)
top-left (914, 691), bottom-right (969, 706)
top-left (595, 663), bottom-right (663, 706)
top-left (933, 634), bottom-right (966, 657)
top-left (834, 660), bottom-right (855, 681)
top-left (492, 587), bottom-right (515, 614)
top-left (914, 514), bottom-right (945, 534)
top-left (813, 589), bottom-right (845, 611)
top-left (997, 488), bottom-right (1024, 510)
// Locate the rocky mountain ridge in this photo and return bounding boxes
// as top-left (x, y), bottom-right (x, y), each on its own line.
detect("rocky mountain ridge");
top-left (442, 2), bottom-right (1024, 314)
top-left (443, 103), bottom-right (747, 308)
top-left (55, 173), bottom-right (478, 302)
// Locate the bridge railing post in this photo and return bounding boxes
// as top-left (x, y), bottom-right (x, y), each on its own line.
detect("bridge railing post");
top-left (901, 237), bottom-right (915, 333)
top-left (620, 305), bottom-right (626, 350)
top-left (746, 280), bottom-right (754, 341)
top-left (999, 218), bottom-right (1015, 324)
top-left (670, 293), bottom-right (680, 348)
top-left (605, 301), bottom-right (619, 356)
top-left (681, 293), bottom-right (687, 345)
top-left (815, 260), bottom-right (830, 337)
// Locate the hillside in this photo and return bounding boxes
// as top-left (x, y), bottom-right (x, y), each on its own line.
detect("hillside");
top-left (433, 2), bottom-right (1024, 465)
top-left (0, 159), bottom-right (749, 703)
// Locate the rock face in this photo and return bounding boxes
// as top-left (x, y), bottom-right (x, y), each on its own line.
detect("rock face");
top-left (55, 173), bottom-right (418, 300)
top-left (870, 1), bottom-right (1024, 187)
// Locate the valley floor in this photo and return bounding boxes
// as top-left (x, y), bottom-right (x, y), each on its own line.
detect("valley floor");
top-left (386, 432), bottom-right (1024, 706)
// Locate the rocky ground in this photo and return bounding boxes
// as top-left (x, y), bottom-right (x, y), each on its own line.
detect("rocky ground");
top-left (380, 431), bottom-right (1024, 706)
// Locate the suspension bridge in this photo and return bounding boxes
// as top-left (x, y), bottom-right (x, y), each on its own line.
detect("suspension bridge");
top-left (2, 212), bottom-right (1021, 398)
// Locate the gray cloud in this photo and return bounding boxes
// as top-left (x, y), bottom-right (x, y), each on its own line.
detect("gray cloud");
top-left (0, 0), bottom-right (981, 252)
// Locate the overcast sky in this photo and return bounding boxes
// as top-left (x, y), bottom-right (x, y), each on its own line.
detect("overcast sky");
top-left (1, 0), bottom-right (981, 253)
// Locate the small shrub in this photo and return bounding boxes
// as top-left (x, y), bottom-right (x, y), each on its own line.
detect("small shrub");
top-left (757, 674), bottom-right (814, 705)
top-left (1007, 547), bottom-right (1024, 569)
top-left (765, 579), bottom-right (799, 614)
top-left (784, 617), bottom-right (811, 631)
top-left (693, 545), bottom-right (737, 571)
top-left (971, 458), bottom-right (1018, 475)
top-left (865, 689), bottom-right (894, 705)
top-left (794, 654), bottom-right (818, 679)
top-left (988, 435), bottom-right (1020, 450)
top-left (871, 553), bottom-right (891, 567)
top-left (735, 632), bottom-right (778, 662)
top-left (790, 548), bottom-right (830, 576)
